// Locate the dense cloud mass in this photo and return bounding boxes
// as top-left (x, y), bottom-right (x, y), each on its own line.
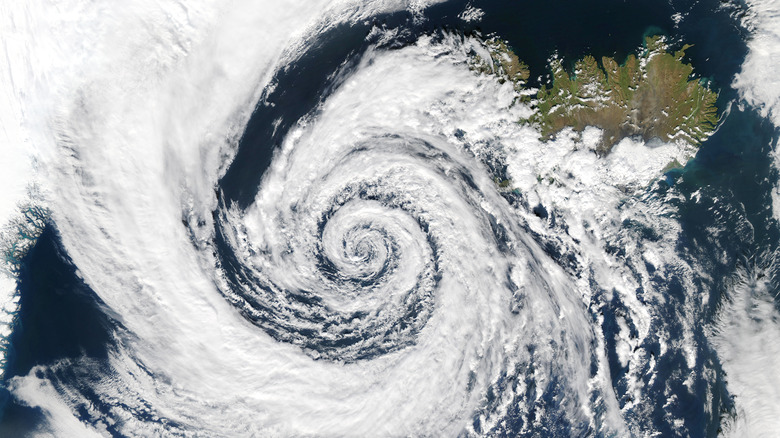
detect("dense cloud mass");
top-left (1, 0), bottom-right (780, 436)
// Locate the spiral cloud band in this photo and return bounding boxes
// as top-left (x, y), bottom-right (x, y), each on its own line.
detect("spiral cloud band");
top-left (3, 0), bottom-right (778, 436)
top-left (201, 37), bottom-right (614, 434)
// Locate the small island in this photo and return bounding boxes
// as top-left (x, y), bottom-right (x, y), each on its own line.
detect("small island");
top-left (476, 36), bottom-right (719, 153)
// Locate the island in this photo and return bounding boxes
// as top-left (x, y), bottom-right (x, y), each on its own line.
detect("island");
top-left (475, 36), bottom-right (719, 153)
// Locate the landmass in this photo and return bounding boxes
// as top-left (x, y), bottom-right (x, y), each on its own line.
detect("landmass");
top-left (470, 37), bottom-right (530, 94)
top-left (1, 202), bottom-right (49, 275)
top-left (475, 36), bottom-right (719, 153)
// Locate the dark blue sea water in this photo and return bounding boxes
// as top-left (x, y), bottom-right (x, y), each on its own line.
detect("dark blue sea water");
top-left (0, 227), bottom-right (115, 435)
top-left (2, 0), bottom-right (776, 435)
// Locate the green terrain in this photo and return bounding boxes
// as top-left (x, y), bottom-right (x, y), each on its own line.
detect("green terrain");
top-left (476, 36), bottom-right (719, 153)
top-left (471, 37), bottom-right (530, 93)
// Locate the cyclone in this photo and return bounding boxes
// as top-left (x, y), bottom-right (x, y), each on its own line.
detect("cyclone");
top-left (2, 0), bottom-right (780, 436)
top-left (180, 33), bottom-right (615, 435)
